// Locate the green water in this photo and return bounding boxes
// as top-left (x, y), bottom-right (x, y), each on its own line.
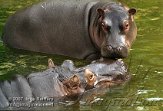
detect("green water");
top-left (0, 0), bottom-right (162, 110)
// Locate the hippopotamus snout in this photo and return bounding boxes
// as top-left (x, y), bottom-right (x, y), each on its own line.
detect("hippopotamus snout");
top-left (105, 34), bottom-right (129, 58)
top-left (104, 45), bottom-right (128, 59)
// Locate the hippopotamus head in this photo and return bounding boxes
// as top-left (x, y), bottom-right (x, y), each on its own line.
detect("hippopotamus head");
top-left (81, 59), bottom-right (130, 88)
top-left (48, 59), bottom-right (84, 95)
top-left (91, 3), bottom-right (137, 59)
top-left (84, 69), bottom-right (129, 89)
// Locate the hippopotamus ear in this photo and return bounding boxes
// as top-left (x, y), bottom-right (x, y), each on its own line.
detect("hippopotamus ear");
top-left (84, 69), bottom-right (94, 80)
top-left (48, 58), bottom-right (55, 68)
top-left (97, 8), bottom-right (105, 17)
top-left (84, 69), bottom-right (96, 86)
top-left (70, 75), bottom-right (80, 83)
top-left (128, 8), bottom-right (136, 15)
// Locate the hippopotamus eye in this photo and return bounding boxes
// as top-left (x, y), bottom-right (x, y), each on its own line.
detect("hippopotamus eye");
top-left (89, 75), bottom-right (93, 79)
top-left (101, 22), bottom-right (110, 32)
top-left (125, 23), bottom-right (129, 29)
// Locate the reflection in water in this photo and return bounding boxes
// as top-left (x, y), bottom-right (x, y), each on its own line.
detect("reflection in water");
top-left (0, 0), bottom-right (163, 111)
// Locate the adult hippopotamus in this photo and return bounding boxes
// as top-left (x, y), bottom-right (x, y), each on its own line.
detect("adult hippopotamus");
top-left (2, 0), bottom-right (137, 60)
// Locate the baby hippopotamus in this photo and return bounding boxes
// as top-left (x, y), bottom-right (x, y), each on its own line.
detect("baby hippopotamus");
top-left (0, 58), bottom-right (129, 109)
top-left (0, 59), bottom-right (96, 109)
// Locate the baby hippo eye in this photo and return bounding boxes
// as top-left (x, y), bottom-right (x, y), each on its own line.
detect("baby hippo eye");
top-left (101, 22), bottom-right (110, 32)
top-left (89, 75), bottom-right (93, 80)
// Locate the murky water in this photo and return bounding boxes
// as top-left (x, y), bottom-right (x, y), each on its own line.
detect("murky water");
top-left (0, 0), bottom-right (162, 110)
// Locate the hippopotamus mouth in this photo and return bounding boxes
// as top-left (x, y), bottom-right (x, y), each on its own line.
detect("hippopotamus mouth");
top-left (101, 45), bottom-right (129, 59)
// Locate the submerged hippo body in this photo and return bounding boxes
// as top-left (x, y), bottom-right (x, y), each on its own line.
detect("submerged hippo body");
top-left (2, 0), bottom-right (137, 60)
top-left (0, 68), bottom-right (82, 109)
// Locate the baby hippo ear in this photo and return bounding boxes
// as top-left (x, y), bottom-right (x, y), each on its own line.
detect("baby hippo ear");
top-left (48, 58), bottom-right (55, 68)
top-left (128, 8), bottom-right (136, 15)
top-left (97, 8), bottom-right (105, 16)
top-left (84, 69), bottom-right (95, 81)
top-left (70, 75), bottom-right (80, 83)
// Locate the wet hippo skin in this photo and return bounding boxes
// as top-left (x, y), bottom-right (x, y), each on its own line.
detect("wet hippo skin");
top-left (0, 59), bottom-right (129, 109)
top-left (68, 58), bottom-right (129, 88)
top-left (2, 0), bottom-right (137, 60)
top-left (0, 68), bottom-right (82, 109)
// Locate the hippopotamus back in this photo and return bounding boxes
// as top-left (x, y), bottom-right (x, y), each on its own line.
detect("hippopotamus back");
top-left (2, 0), bottom-right (101, 59)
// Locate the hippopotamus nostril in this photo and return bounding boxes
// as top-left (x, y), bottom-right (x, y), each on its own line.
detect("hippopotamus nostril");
top-left (107, 45), bottom-right (113, 52)
top-left (117, 46), bottom-right (123, 52)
